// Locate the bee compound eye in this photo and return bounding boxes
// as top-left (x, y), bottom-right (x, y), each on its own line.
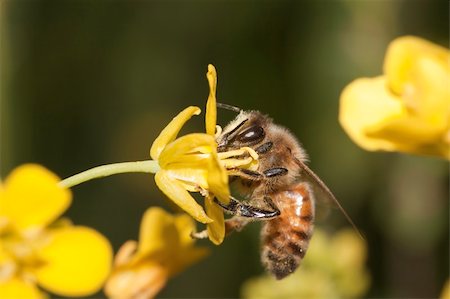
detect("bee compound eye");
top-left (236, 125), bottom-right (265, 144)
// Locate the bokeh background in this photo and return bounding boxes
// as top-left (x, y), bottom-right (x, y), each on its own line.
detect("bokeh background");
top-left (1, 0), bottom-right (448, 298)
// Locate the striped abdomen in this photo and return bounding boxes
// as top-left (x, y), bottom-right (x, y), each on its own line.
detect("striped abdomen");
top-left (261, 182), bottom-right (315, 279)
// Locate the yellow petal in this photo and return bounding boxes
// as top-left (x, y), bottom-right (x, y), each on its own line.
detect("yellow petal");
top-left (136, 207), bottom-right (208, 276)
top-left (206, 64), bottom-right (218, 136)
top-left (205, 196), bottom-right (225, 245)
top-left (165, 168), bottom-right (209, 191)
top-left (339, 76), bottom-right (406, 151)
top-left (173, 213), bottom-right (198, 247)
top-left (105, 262), bottom-right (169, 299)
top-left (154, 170), bottom-right (212, 224)
top-left (150, 106), bottom-right (201, 160)
top-left (158, 133), bottom-right (216, 168)
top-left (384, 36), bottom-right (449, 96)
top-left (366, 116), bottom-right (450, 158)
top-left (0, 278), bottom-right (46, 299)
top-left (206, 152), bottom-right (230, 205)
top-left (2, 164), bottom-right (71, 230)
top-left (138, 207), bottom-right (179, 256)
top-left (34, 226), bottom-right (112, 297)
top-left (385, 36), bottom-right (450, 130)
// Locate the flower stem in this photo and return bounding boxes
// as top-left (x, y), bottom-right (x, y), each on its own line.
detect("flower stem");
top-left (59, 160), bottom-right (160, 188)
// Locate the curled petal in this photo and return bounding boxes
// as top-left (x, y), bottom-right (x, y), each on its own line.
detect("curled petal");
top-left (35, 226), bottom-right (112, 296)
top-left (150, 106), bottom-right (201, 160)
top-left (206, 64), bottom-right (218, 136)
top-left (155, 171), bottom-right (212, 224)
top-left (205, 196), bottom-right (225, 245)
top-left (2, 164), bottom-right (71, 231)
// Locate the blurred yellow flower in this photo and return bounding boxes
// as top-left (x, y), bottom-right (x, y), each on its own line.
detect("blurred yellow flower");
top-left (150, 64), bottom-right (258, 245)
top-left (0, 164), bottom-right (112, 298)
top-left (104, 207), bottom-right (208, 299)
top-left (241, 228), bottom-right (370, 299)
top-left (441, 279), bottom-right (450, 299)
top-left (339, 36), bottom-right (450, 159)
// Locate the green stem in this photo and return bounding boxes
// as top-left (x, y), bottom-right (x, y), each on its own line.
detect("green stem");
top-left (59, 160), bottom-right (160, 188)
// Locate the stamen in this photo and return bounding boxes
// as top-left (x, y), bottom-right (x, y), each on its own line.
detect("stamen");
top-left (220, 157), bottom-right (255, 169)
top-left (215, 125), bottom-right (223, 139)
top-left (217, 147), bottom-right (259, 160)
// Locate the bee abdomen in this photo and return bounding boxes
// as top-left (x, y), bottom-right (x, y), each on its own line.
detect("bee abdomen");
top-left (260, 183), bottom-right (315, 279)
top-left (261, 224), bottom-right (313, 279)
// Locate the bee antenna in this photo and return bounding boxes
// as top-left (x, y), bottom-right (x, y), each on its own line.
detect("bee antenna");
top-left (217, 102), bottom-right (242, 113)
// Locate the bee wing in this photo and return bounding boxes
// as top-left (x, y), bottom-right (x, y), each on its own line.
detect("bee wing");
top-left (296, 159), bottom-right (364, 239)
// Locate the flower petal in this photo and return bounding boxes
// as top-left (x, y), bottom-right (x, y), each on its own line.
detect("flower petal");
top-left (384, 36), bottom-right (450, 134)
top-left (205, 196), bottom-right (225, 245)
top-left (138, 207), bottom-right (179, 256)
top-left (34, 226), bottom-right (112, 296)
top-left (207, 152), bottom-right (230, 205)
top-left (173, 213), bottom-right (198, 247)
top-left (366, 116), bottom-right (450, 158)
top-left (135, 208), bottom-right (208, 276)
top-left (166, 168), bottom-right (209, 191)
top-left (0, 278), bottom-right (46, 299)
top-left (206, 64), bottom-right (218, 136)
top-left (154, 170), bottom-right (212, 223)
top-left (2, 164), bottom-right (71, 231)
top-left (105, 262), bottom-right (169, 299)
top-left (384, 36), bottom-right (449, 96)
top-left (150, 106), bottom-right (201, 160)
top-left (158, 133), bottom-right (216, 168)
top-left (339, 76), bottom-right (405, 151)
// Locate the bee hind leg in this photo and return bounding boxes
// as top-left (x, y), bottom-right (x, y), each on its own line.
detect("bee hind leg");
top-left (214, 196), bottom-right (280, 219)
top-left (224, 196), bottom-right (280, 235)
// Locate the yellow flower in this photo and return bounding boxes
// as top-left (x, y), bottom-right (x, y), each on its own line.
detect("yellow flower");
top-left (104, 207), bottom-right (208, 299)
top-left (150, 64), bottom-right (258, 245)
top-left (441, 279), bottom-right (450, 299)
top-left (339, 36), bottom-right (450, 159)
top-left (241, 228), bottom-right (370, 299)
top-left (0, 164), bottom-right (112, 298)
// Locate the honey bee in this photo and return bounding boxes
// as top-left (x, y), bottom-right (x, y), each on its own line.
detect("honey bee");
top-left (213, 103), bottom-right (359, 280)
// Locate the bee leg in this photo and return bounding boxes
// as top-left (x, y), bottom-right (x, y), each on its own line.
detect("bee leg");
top-left (230, 168), bottom-right (264, 181)
top-left (263, 167), bottom-right (288, 177)
top-left (214, 196), bottom-right (280, 219)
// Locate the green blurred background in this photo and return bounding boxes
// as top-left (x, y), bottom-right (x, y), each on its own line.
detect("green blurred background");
top-left (1, 0), bottom-right (448, 298)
